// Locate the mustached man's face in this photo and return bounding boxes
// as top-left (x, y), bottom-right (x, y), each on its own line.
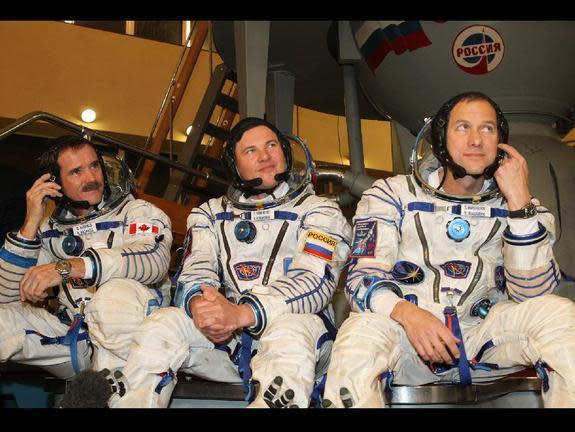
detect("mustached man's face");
top-left (57, 144), bottom-right (104, 207)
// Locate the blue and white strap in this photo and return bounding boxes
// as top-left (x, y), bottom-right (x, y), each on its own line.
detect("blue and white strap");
top-left (407, 202), bottom-right (508, 219)
top-left (25, 312), bottom-right (90, 374)
top-left (41, 221), bottom-right (123, 239)
top-left (443, 307), bottom-right (472, 385)
top-left (215, 210), bottom-right (298, 222)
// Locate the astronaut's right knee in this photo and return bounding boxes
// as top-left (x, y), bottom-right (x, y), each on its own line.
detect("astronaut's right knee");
top-left (132, 307), bottom-right (206, 350)
top-left (134, 307), bottom-right (183, 339)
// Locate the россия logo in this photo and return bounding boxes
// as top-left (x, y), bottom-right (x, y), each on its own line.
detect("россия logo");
top-left (452, 25), bottom-right (505, 75)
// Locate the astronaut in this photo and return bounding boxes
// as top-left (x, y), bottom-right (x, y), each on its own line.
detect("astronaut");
top-left (323, 92), bottom-right (575, 408)
top-left (0, 135), bottom-right (172, 379)
top-left (106, 117), bottom-right (351, 408)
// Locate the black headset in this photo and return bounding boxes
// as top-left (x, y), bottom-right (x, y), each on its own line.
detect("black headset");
top-left (430, 91), bottom-right (509, 180)
top-left (222, 117), bottom-right (292, 194)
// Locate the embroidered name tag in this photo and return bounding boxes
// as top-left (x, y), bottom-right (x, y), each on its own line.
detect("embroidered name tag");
top-left (460, 205), bottom-right (490, 218)
top-left (251, 209), bottom-right (273, 221)
top-left (303, 230), bottom-right (337, 261)
top-left (73, 223), bottom-right (98, 236)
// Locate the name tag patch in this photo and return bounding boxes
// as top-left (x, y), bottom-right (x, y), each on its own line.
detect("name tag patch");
top-left (303, 230), bottom-right (337, 261)
top-left (73, 223), bottom-right (98, 236)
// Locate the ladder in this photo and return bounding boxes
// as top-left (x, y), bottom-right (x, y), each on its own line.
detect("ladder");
top-left (163, 63), bottom-right (239, 204)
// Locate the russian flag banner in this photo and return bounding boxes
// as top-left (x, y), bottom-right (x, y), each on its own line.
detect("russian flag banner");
top-left (302, 230), bottom-right (337, 262)
top-left (357, 21), bottom-right (434, 72)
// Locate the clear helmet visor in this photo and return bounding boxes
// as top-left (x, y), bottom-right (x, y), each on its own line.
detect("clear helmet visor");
top-left (411, 120), bottom-right (500, 203)
top-left (224, 133), bottom-right (315, 210)
top-left (51, 152), bottom-right (134, 224)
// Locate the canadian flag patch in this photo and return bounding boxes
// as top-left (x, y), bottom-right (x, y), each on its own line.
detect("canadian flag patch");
top-left (128, 223), bottom-right (159, 235)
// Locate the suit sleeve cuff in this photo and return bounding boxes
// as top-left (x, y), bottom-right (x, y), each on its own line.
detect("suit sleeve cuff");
top-left (369, 291), bottom-right (404, 319)
top-left (506, 218), bottom-right (539, 236)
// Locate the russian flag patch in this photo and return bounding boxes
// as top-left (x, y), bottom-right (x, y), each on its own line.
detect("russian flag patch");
top-left (303, 230), bottom-right (337, 262)
top-left (128, 223), bottom-right (159, 235)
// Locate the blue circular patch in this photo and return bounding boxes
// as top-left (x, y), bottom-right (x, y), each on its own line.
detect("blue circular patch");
top-left (446, 217), bottom-right (470, 242)
top-left (392, 261), bottom-right (424, 284)
top-left (62, 235), bottom-right (84, 256)
top-left (234, 221), bottom-right (257, 243)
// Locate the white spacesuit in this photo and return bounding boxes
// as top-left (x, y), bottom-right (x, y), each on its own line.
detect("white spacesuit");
top-left (0, 151), bottom-right (172, 378)
top-left (110, 120), bottom-right (351, 408)
top-left (324, 95), bottom-right (575, 408)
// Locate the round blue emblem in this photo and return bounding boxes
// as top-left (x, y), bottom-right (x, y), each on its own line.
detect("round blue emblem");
top-left (446, 217), bottom-right (470, 242)
top-left (62, 235), bottom-right (84, 256)
top-left (234, 221), bottom-right (257, 243)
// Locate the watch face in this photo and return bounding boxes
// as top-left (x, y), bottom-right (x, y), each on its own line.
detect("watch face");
top-left (56, 260), bottom-right (71, 274)
top-left (526, 204), bottom-right (537, 217)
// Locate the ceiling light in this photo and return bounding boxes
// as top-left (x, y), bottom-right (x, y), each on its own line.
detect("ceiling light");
top-left (186, 125), bottom-right (193, 135)
top-left (81, 109), bottom-right (96, 123)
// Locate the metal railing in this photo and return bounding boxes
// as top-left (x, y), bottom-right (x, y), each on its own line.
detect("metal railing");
top-left (0, 111), bottom-right (230, 188)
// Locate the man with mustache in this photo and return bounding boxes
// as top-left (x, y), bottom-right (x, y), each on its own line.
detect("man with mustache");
top-left (0, 135), bottom-right (172, 381)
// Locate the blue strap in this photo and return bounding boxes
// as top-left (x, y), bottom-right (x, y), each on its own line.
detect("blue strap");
top-left (41, 221), bottom-right (123, 239)
top-left (41, 230), bottom-right (63, 239)
top-left (316, 310), bottom-right (337, 342)
top-left (490, 208), bottom-right (509, 218)
top-left (407, 202), bottom-right (435, 213)
top-left (443, 307), bottom-right (472, 385)
top-left (471, 340), bottom-right (495, 363)
top-left (154, 368), bottom-right (176, 394)
top-left (468, 339), bottom-right (500, 372)
top-left (67, 314), bottom-right (88, 374)
top-left (216, 211), bottom-right (298, 222)
top-left (236, 331), bottom-right (256, 402)
top-left (273, 211), bottom-right (298, 221)
top-left (378, 370), bottom-right (394, 402)
top-left (0, 248), bottom-right (38, 268)
top-left (25, 313), bottom-right (90, 374)
top-left (310, 374), bottom-right (327, 408)
top-left (407, 202), bottom-right (508, 218)
top-left (534, 360), bottom-right (551, 393)
top-left (215, 212), bottom-right (234, 221)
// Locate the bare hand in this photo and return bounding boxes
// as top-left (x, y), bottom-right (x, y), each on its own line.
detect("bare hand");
top-left (21, 173), bottom-right (62, 238)
top-left (391, 300), bottom-right (460, 364)
top-left (494, 144), bottom-right (531, 210)
top-left (190, 286), bottom-right (254, 343)
top-left (20, 263), bottom-right (62, 303)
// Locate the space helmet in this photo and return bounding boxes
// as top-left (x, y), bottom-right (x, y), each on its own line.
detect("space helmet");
top-left (430, 92), bottom-right (508, 180)
top-left (45, 136), bottom-right (135, 225)
top-left (411, 118), bottom-right (502, 204)
top-left (221, 118), bottom-right (315, 210)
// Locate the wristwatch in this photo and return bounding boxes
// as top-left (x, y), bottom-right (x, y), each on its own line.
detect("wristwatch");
top-left (508, 202), bottom-right (538, 219)
top-left (55, 260), bottom-right (72, 283)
